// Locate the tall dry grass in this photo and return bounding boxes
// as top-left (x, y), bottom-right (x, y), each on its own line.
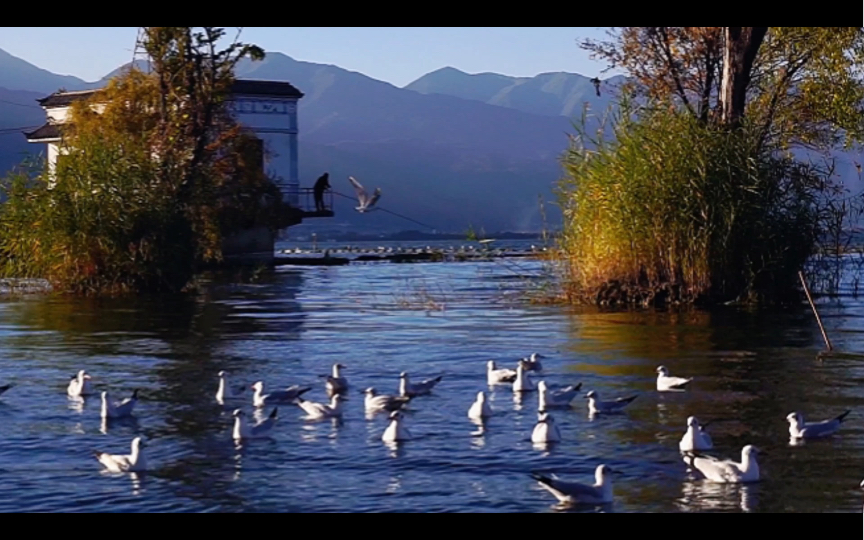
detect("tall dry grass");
top-left (555, 98), bottom-right (837, 306)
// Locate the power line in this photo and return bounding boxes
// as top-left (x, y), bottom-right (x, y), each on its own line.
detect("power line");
top-left (0, 98), bottom-right (41, 110)
top-left (331, 190), bottom-right (439, 231)
top-left (0, 126), bottom-right (38, 135)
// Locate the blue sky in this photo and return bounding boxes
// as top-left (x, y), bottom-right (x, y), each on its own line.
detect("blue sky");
top-left (0, 27), bottom-right (615, 87)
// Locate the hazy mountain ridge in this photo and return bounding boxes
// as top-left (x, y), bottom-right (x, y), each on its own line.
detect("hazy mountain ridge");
top-left (0, 48), bottom-right (590, 232)
top-left (404, 65), bottom-right (627, 118)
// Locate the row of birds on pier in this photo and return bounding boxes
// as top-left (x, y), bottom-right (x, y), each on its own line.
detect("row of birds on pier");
top-left (2, 352), bottom-right (856, 507)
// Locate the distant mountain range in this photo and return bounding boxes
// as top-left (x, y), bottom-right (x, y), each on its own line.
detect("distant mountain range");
top-left (405, 66), bottom-right (626, 118)
top-left (0, 48), bottom-right (622, 233)
top-left (3, 46), bottom-right (857, 235)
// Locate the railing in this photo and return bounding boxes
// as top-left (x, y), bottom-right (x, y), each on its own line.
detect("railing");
top-left (285, 186), bottom-right (334, 215)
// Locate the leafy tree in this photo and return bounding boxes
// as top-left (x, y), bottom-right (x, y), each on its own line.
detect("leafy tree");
top-left (554, 27), bottom-right (864, 305)
top-left (581, 27), bottom-right (864, 148)
top-left (0, 27), bottom-right (278, 294)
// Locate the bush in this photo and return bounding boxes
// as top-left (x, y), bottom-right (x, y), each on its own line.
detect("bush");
top-left (556, 99), bottom-right (835, 307)
top-left (0, 134), bottom-right (196, 294)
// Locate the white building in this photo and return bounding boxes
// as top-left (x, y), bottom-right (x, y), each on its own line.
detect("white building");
top-left (24, 79), bottom-right (333, 261)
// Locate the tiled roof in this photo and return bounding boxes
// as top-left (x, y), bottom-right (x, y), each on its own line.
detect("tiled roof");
top-left (230, 79), bottom-right (304, 98)
top-left (37, 90), bottom-right (100, 108)
top-left (24, 123), bottom-right (62, 141)
top-left (36, 79), bottom-right (303, 109)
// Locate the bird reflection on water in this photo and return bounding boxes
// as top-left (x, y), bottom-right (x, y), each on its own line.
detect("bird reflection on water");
top-left (676, 481), bottom-right (758, 512)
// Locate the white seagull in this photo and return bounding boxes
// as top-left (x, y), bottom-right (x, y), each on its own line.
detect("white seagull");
top-left (531, 412), bottom-right (562, 444)
top-left (364, 387), bottom-right (411, 413)
top-left (216, 371), bottom-right (246, 402)
top-left (585, 390), bottom-right (637, 414)
top-left (487, 360), bottom-right (517, 385)
top-left (468, 391), bottom-right (493, 420)
top-left (656, 365), bottom-right (693, 391)
top-left (321, 363), bottom-right (349, 395)
top-left (94, 437), bottom-right (147, 473)
top-left (0, 383), bottom-right (12, 397)
top-left (399, 372), bottom-right (443, 398)
top-left (683, 445), bottom-right (762, 484)
top-left (538, 381), bottom-right (582, 411)
top-left (513, 363), bottom-right (535, 393)
top-left (101, 390), bottom-right (138, 419)
top-left (251, 381), bottom-right (312, 408)
top-left (532, 465), bottom-right (614, 505)
top-left (679, 416), bottom-right (713, 453)
top-left (519, 353), bottom-right (544, 373)
top-left (786, 410), bottom-right (851, 440)
top-left (348, 176), bottom-right (382, 213)
top-left (382, 410), bottom-right (412, 442)
top-left (296, 394), bottom-right (344, 420)
top-left (67, 370), bottom-right (94, 398)
top-left (232, 408), bottom-right (278, 440)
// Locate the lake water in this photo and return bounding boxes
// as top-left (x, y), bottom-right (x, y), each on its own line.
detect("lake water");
top-left (0, 238), bottom-right (863, 512)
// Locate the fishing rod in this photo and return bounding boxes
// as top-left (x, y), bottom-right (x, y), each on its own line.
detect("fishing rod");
top-left (330, 190), bottom-right (440, 231)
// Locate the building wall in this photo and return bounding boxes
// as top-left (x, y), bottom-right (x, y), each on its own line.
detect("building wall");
top-left (229, 96), bottom-right (300, 207)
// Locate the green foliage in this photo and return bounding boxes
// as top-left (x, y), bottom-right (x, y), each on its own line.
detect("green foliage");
top-left (0, 27), bottom-right (276, 295)
top-left (581, 27), bottom-right (864, 149)
top-left (556, 98), bottom-right (834, 306)
top-left (0, 139), bottom-right (194, 293)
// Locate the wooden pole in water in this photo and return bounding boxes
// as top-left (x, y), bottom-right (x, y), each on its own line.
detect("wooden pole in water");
top-left (799, 270), bottom-right (833, 351)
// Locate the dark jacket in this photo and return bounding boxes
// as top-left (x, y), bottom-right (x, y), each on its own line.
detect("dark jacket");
top-left (314, 173), bottom-right (330, 193)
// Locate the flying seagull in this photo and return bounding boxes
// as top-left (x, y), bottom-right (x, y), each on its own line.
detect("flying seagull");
top-left (348, 176), bottom-right (382, 213)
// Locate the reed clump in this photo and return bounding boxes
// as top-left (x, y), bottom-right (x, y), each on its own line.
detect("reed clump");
top-left (556, 100), bottom-right (835, 307)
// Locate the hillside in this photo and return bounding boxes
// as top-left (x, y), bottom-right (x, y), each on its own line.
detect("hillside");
top-left (0, 49), bottom-right (615, 234)
top-left (404, 66), bottom-right (626, 118)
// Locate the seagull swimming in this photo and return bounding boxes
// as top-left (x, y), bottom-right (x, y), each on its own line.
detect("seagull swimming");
top-left (296, 394), bottom-right (344, 419)
top-left (786, 410), bottom-right (851, 440)
top-left (683, 445), bottom-right (762, 484)
top-left (321, 363), bottom-right (348, 395)
top-left (399, 372), bottom-right (443, 398)
top-left (585, 390), bottom-right (637, 414)
top-left (531, 412), bottom-right (562, 443)
top-left (348, 176), bottom-right (382, 213)
top-left (519, 353), bottom-right (544, 373)
top-left (232, 408), bottom-right (278, 440)
top-left (382, 410), bottom-right (412, 442)
top-left (468, 391), bottom-right (493, 420)
top-left (656, 365), bottom-right (693, 391)
top-left (538, 381), bottom-right (582, 411)
top-left (251, 381), bottom-right (312, 408)
top-left (532, 464), bottom-right (614, 505)
top-left (94, 437), bottom-right (147, 473)
top-left (0, 383), bottom-right (12, 397)
top-left (67, 370), bottom-right (94, 398)
top-left (363, 387), bottom-right (411, 413)
top-left (487, 360), bottom-right (517, 385)
top-left (101, 390), bottom-right (138, 419)
top-left (679, 416), bottom-right (713, 453)
top-left (513, 363), bottom-right (535, 393)
top-left (216, 371), bottom-right (246, 402)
